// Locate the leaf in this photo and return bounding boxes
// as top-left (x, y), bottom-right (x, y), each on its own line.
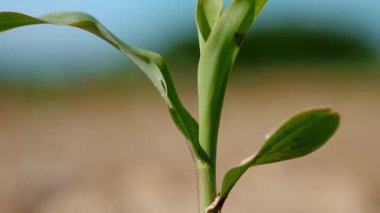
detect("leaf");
top-left (198, 0), bottom-right (268, 164)
top-left (196, 0), bottom-right (224, 50)
top-left (211, 108), bottom-right (340, 212)
top-left (254, 108), bottom-right (340, 165)
top-left (0, 11), bottom-right (208, 162)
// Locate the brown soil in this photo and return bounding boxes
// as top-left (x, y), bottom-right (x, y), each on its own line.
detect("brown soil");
top-left (0, 68), bottom-right (379, 213)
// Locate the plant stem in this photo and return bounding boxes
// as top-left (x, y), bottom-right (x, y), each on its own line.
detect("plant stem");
top-left (196, 160), bottom-right (217, 213)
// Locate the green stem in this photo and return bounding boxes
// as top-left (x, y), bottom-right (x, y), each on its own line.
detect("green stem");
top-left (196, 160), bottom-right (217, 213)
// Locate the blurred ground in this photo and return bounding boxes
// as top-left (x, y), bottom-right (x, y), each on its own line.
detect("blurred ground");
top-left (0, 65), bottom-right (379, 213)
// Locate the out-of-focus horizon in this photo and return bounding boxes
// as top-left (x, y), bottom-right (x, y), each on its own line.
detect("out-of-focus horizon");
top-left (0, 0), bottom-right (379, 83)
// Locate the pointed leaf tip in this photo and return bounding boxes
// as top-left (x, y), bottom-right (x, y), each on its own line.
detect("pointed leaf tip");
top-left (217, 108), bottom-right (340, 211)
top-left (254, 108), bottom-right (340, 165)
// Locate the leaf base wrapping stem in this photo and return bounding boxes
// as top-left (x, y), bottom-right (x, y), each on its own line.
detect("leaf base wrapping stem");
top-left (196, 161), bottom-right (217, 213)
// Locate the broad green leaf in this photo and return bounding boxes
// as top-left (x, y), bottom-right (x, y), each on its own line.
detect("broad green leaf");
top-left (198, 0), bottom-right (268, 164)
top-left (196, 0), bottom-right (224, 50)
top-left (254, 108), bottom-right (340, 165)
top-left (0, 11), bottom-right (208, 162)
top-left (210, 108), bottom-right (340, 211)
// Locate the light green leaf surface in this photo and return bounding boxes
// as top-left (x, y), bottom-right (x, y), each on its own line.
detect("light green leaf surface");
top-left (198, 0), bottom-right (268, 164)
top-left (196, 0), bottom-right (224, 50)
top-left (0, 11), bottom-right (208, 162)
top-left (215, 108), bottom-right (340, 210)
top-left (254, 108), bottom-right (340, 165)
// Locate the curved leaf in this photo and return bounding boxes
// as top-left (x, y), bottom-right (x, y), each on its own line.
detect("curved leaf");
top-left (196, 0), bottom-right (224, 50)
top-left (211, 108), bottom-right (340, 212)
top-left (0, 11), bottom-right (208, 162)
top-left (198, 0), bottom-right (268, 164)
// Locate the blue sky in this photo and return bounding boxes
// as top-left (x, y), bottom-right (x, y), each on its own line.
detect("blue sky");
top-left (0, 0), bottom-right (379, 81)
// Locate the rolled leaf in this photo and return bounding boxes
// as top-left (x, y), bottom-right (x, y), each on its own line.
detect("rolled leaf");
top-left (211, 108), bottom-right (340, 212)
top-left (196, 0), bottom-right (224, 50)
top-left (198, 0), bottom-right (268, 164)
top-left (0, 11), bottom-right (208, 162)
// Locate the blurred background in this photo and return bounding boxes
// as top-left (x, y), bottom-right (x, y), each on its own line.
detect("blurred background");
top-left (1, 0), bottom-right (379, 212)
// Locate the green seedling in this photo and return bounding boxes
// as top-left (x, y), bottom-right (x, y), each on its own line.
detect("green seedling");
top-left (0, 1), bottom-right (340, 212)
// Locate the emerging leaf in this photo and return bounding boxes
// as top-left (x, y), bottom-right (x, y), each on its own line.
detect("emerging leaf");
top-left (212, 108), bottom-right (340, 212)
top-left (196, 0), bottom-right (224, 50)
top-left (198, 0), bottom-right (268, 164)
top-left (0, 11), bottom-right (208, 162)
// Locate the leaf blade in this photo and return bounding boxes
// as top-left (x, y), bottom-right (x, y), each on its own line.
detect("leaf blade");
top-left (214, 108), bottom-right (340, 211)
top-left (0, 11), bottom-right (208, 162)
top-left (255, 108), bottom-right (340, 165)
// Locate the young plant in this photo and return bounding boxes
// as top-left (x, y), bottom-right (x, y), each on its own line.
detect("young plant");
top-left (0, 1), bottom-right (340, 212)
